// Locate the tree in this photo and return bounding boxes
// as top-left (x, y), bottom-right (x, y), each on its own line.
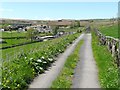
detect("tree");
top-left (26, 28), bottom-right (38, 42)
top-left (2, 24), bottom-right (10, 31)
top-left (70, 21), bottom-right (80, 29)
top-left (70, 23), bottom-right (75, 29)
top-left (52, 26), bottom-right (59, 35)
top-left (76, 21), bottom-right (80, 27)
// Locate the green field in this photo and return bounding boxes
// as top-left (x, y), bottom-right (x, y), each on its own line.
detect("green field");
top-left (98, 24), bottom-right (118, 38)
top-left (0, 31), bottom-right (54, 48)
top-left (2, 38), bottom-right (30, 47)
top-left (1, 31), bottom-right (53, 38)
top-left (0, 31), bottom-right (27, 38)
top-left (0, 31), bottom-right (29, 48)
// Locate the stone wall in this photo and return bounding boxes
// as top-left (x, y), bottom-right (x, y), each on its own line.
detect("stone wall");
top-left (94, 29), bottom-right (120, 67)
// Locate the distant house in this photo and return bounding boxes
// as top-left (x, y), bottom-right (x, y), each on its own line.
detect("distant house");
top-left (18, 28), bottom-right (26, 32)
top-left (26, 25), bottom-right (52, 33)
top-left (0, 29), bottom-right (5, 31)
top-left (57, 31), bottom-right (65, 36)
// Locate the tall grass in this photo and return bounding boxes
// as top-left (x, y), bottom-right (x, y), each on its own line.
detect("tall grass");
top-left (92, 31), bottom-right (119, 88)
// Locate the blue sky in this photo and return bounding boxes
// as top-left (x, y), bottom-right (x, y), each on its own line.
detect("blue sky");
top-left (0, 2), bottom-right (118, 20)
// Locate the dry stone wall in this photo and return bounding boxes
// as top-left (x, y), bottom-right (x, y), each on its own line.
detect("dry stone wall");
top-left (94, 29), bottom-right (120, 67)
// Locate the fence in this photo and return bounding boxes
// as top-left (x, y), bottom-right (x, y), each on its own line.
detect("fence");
top-left (94, 29), bottom-right (120, 67)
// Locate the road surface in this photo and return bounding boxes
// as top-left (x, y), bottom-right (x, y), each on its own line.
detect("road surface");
top-left (72, 33), bottom-right (100, 88)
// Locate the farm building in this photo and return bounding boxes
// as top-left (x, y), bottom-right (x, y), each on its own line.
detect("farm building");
top-left (26, 25), bottom-right (52, 33)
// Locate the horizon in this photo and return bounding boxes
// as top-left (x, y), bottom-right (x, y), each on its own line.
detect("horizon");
top-left (1, 17), bottom-right (116, 21)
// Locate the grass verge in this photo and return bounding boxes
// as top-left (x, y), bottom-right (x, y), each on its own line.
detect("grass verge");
top-left (2, 33), bottom-right (81, 89)
top-left (51, 39), bottom-right (84, 88)
top-left (92, 31), bottom-right (119, 88)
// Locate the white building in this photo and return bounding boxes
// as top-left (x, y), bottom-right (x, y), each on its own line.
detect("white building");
top-left (26, 25), bottom-right (52, 33)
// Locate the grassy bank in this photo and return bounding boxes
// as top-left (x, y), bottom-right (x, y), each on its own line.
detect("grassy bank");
top-left (2, 33), bottom-right (81, 89)
top-left (92, 31), bottom-right (118, 88)
top-left (51, 40), bottom-right (84, 88)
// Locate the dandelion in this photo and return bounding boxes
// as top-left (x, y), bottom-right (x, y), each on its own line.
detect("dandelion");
top-left (4, 78), bottom-right (6, 80)
top-left (6, 80), bottom-right (9, 83)
top-left (3, 84), bottom-right (6, 87)
top-left (14, 80), bottom-right (16, 82)
top-left (17, 84), bottom-right (20, 87)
